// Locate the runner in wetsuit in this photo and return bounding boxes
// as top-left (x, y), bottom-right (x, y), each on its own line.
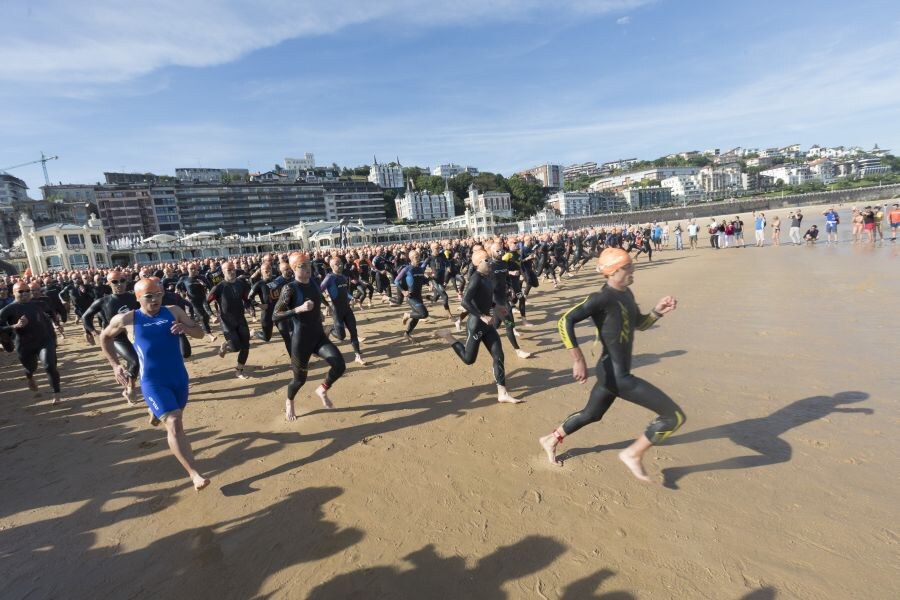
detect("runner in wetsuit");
top-left (82, 270), bottom-right (141, 403)
top-left (0, 285), bottom-right (13, 352)
top-left (435, 249), bottom-right (521, 404)
top-left (177, 264), bottom-right (213, 334)
top-left (0, 282), bottom-right (62, 404)
top-left (372, 249), bottom-right (393, 303)
top-left (250, 261), bottom-right (280, 344)
top-left (274, 252), bottom-right (346, 421)
top-left (538, 248), bottom-right (685, 482)
top-left (427, 242), bottom-right (454, 322)
top-left (400, 250), bottom-right (429, 340)
top-left (100, 277), bottom-right (210, 491)
top-left (208, 261), bottom-right (252, 379)
top-left (320, 257), bottom-right (365, 365)
top-left (489, 241), bottom-right (532, 359)
top-left (61, 275), bottom-right (95, 321)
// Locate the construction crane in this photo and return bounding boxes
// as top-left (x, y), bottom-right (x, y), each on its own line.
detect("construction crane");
top-left (0, 152), bottom-right (59, 186)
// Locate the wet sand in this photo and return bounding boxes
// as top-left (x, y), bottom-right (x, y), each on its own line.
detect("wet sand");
top-left (1, 225), bottom-right (898, 599)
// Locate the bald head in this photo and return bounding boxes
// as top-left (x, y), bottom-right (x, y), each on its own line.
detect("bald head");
top-left (134, 277), bottom-right (162, 297)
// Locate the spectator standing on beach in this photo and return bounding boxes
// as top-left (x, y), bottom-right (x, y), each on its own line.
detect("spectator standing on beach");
top-left (823, 208), bottom-right (839, 244)
top-left (754, 212), bottom-right (766, 247)
top-left (862, 207), bottom-right (876, 243)
top-left (662, 222), bottom-right (670, 247)
top-left (732, 216), bottom-right (745, 248)
top-left (723, 220), bottom-right (734, 248)
top-left (673, 223), bottom-right (683, 250)
top-left (771, 215), bottom-right (781, 246)
top-left (889, 202), bottom-right (900, 242)
top-left (873, 205), bottom-right (885, 242)
top-left (789, 210), bottom-right (803, 245)
top-left (708, 218), bottom-right (719, 249)
top-left (851, 207), bottom-right (864, 243)
top-left (688, 220), bottom-right (699, 249)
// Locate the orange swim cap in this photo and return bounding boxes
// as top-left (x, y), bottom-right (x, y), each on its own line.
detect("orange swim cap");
top-left (597, 248), bottom-right (632, 276)
top-left (288, 252), bottom-right (311, 269)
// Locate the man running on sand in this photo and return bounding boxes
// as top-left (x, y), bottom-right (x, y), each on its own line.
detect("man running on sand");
top-left (539, 248), bottom-right (686, 482)
top-left (100, 277), bottom-right (210, 491)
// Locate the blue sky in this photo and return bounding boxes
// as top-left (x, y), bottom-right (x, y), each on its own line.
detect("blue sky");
top-left (2, 0), bottom-right (899, 193)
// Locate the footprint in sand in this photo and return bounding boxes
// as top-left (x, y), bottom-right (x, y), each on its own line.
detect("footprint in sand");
top-left (139, 440), bottom-right (158, 448)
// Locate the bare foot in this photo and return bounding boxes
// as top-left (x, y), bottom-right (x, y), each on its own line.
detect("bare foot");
top-left (192, 473), bottom-right (211, 492)
top-left (26, 376), bottom-right (38, 392)
top-left (618, 450), bottom-right (653, 483)
top-left (354, 354), bottom-right (367, 365)
top-left (218, 342), bottom-right (227, 359)
top-left (148, 413), bottom-right (161, 427)
top-left (401, 314), bottom-right (409, 326)
top-left (515, 349), bottom-right (533, 359)
top-left (122, 388), bottom-right (137, 405)
top-left (454, 318), bottom-right (462, 332)
top-left (285, 398), bottom-right (296, 421)
top-left (539, 434), bottom-right (562, 466)
top-left (498, 393), bottom-right (523, 404)
top-left (51, 394), bottom-right (61, 406)
top-left (434, 329), bottom-right (456, 345)
top-left (235, 368), bottom-right (249, 379)
top-left (316, 385), bottom-right (334, 409)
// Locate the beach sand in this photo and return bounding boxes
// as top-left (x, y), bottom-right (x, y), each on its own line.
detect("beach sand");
top-left (1, 212), bottom-right (898, 599)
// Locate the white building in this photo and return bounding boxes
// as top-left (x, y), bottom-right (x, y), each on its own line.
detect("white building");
top-left (519, 209), bottom-right (564, 233)
top-left (660, 175), bottom-right (705, 203)
top-left (620, 187), bottom-right (672, 210)
top-left (395, 179), bottom-right (456, 222)
top-left (807, 158), bottom-right (836, 183)
top-left (697, 165), bottom-right (743, 193)
top-left (545, 191), bottom-right (597, 216)
top-left (432, 163), bottom-right (478, 178)
top-left (465, 184), bottom-right (513, 218)
top-left (20, 213), bottom-right (110, 273)
top-left (588, 166), bottom-right (699, 193)
top-left (602, 158), bottom-right (639, 171)
top-left (0, 173), bottom-right (29, 205)
top-left (284, 154), bottom-right (316, 172)
top-left (368, 158), bottom-right (404, 189)
top-left (760, 164), bottom-right (812, 186)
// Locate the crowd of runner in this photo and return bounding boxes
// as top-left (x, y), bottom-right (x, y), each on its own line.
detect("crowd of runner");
top-left (3, 204), bottom-right (897, 491)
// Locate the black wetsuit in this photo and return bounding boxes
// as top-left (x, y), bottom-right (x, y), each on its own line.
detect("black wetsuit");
top-left (449, 269), bottom-right (505, 386)
top-left (208, 279), bottom-right (252, 366)
top-left (491, 257), bottom-right (520, 350)
top-left (557, 286), bottom-right (685, 442)
top-left (321, 272), bottom-right (362, 355)
top-left (177, 275), bottom-right (212, 333)
top-left (428, 252), bottom-right (450, 311)
top-left (403, 263), bottom-right (429, 335)
top-left (273, 279), bottom-right (345, 400)
top-left (0, 300), bottom-right (61, 392)
top-left (82, 293), bottom-right (140, 378)
top-left (251, 275), bottom-right (282, 347)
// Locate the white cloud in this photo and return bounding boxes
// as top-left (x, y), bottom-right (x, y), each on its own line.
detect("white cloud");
top-left (616, 16), bottom-right (631, 25)
top-left (0, 0), bottom-right (652, 85)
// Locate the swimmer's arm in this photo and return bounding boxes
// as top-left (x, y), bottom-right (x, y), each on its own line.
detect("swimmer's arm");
top-left (637, 296), bottom-right (677, 330)
top-left (81, 298), bottom-right (103, 334)
top-left (558, 293), bottom-right (603, 350)
top-left (100, 312), bottom-right (134, 368)
top-left (272, 285), bottom-right (294, 322)
top-left (460, 273), bottom-right (483, 316)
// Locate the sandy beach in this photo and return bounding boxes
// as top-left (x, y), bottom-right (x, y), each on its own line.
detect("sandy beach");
top-left (1, 212), bottom-right (898, 599)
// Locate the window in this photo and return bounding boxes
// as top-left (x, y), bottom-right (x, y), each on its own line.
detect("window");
top-left (65, 234), bottom-right (85, 245)
top-left (91, 234), bottom-right (102, 245)
top-left (70, 254), bottom-right (89, 267)
top-left (40, 235), bottom-right (57, 248)
top-left (46, 256), bottom-right (62, 268)
top-left (95, 253), bottom-right (105, 265)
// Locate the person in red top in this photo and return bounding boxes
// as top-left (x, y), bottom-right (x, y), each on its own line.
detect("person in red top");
top-left (889, 203), bottom-right (900, 242)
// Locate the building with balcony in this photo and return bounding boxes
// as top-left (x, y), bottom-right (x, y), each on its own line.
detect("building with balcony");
top-left (95, 184), bottom-right (159, 239)
top-left (395, 179), bottom-right (455, 222)
top-left (19, 213), bottom-right (110, 272)
top-left (620, 187), bottom-right (672, 210)
top-left (465, 184), bottom-right (513, 218)
top-left (760, 164), bottom-right (812, 186)
top-left (0, 173), bottom-right (29, 206)
top-left (284, 154), bottom-right (316, 173)
top-left (323, 180), bottom-right (387, 223)
top-left (660, 175), bottom-right (705, 203)
top-left (41, 183), bottom-right (97, 205)
top-left (515, 163), bottom-right (564, 189)
top-left (588, 167), bottom-right (699, 193)
top-left (545, 191), bottom-right (601, 216)
top-left (368, 158), bottom-right (404, 189)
